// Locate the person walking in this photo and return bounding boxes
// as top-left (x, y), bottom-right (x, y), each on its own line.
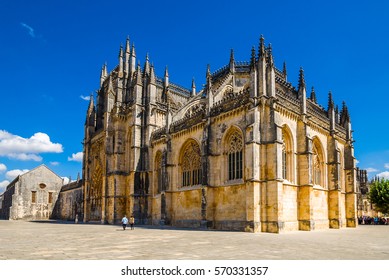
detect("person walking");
top-left (129, 215), bottom-right (135, 230)
top-left (121, 215), bottom-right (128, 230)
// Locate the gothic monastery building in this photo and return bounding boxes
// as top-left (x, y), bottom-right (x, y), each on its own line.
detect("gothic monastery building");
top-left (82, 36), bottom-right (357, 233)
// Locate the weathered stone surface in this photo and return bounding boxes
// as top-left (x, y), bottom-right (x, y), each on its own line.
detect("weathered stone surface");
top-left (0, 165), bottom-right (63, 220)
top-left (79, 37), bottom-right (357, 233)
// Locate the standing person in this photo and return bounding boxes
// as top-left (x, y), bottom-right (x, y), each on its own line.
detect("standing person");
top-left (129, 215), bottom-right (135, 230)
top-left (121, 215), bottom-right (128, 230)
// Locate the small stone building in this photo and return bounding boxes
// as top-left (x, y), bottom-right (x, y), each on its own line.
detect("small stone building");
top-left (0, 165), bottom-right (63, 220)
top-left (52, 178), bottom-right (84, 221)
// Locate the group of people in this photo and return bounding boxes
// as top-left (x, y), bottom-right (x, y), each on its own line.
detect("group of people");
top-left (358, 216), bottom-right (388, 225)
top-left (121, 215), bottom-right (135, 230)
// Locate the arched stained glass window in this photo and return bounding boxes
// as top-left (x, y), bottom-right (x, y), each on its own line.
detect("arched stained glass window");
top-left (181, 141), bottom-right (202, 187)
top-left (155, 152), bottom-right (163, 193)
top-left (227, 130), bottom-right (243, 180)
top-left (312, 142), bottom-right (324, 186)
top-left (282, 127), bottom-right (293, 182)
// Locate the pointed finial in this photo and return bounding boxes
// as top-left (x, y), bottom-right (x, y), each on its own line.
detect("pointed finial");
top-left (250, 46), bottom-right (256, 69)
top-left (229, 49), bottom-right (235, 64)
top-left (150, 64), bottom-right (156, 84)
top-left (283, 61), bottom-right (287, 77)
top-left (206, 64), bottom-right (211, 78)
top-left (267, 44), bottom-right (274, 66)
top-left (298, 67), bottom-right (305, 89)
top-left (143, 53), bottom-right (150, 75)
top-left (125, 36), bottom-right (130, 53)
top-left (164, 65), bottom-right (169, 77)
top-left (191, 77), bottom-right (196, 97)
top-left (131, 43), bottom-right (136, 57)
top-left (328, 91), bottom-right (334, 109)
top-left (119, 44), bottom-right (123, 58)
top-left (259, 34), bottom-right (265, 57)
top-left (340, 101), bottom-right (350, 125)
top-left (136, 61), bottom-right (142, 85)
top-left (310, 87), bottom-right (317, 103)
top-left (88, 92), bottom-right (95, 112)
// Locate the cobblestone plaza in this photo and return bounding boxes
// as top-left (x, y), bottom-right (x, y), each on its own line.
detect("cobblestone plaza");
top-left (0, 220), bottom-right (388, 260)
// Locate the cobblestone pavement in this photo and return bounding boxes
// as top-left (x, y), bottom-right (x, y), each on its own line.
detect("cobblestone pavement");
top-left (0, 220), bottom-right (388, 260)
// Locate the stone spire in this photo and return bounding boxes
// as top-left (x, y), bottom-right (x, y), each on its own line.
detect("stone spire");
top-left (328, 91), bottom-right (334, 110)
top-left (266, 43), bottom-right (275, 98)
top-left (340, 101), bottom-right (350, 125)
top-left (118, 44), bottom-right (123, 73)
top-left (100, 63), bottom-right (107, 87)
top-left (143, 53), bottom-right (150, 76)
top-left (206, 64), bottom-right (212, 84)
top-left (149, 64), bottom-right (156, 84)
top-left (136, 61), bottom-right (142, 85)
top-left (85, 92), bottom-right (95, 127)
top-left (258, 34), bottom-right (265, 58)
top-left (206, 64), bottom-right (213, 112)
top-left (298, 67), bottom-right (307, 115)
top-left (88, 92), bottom-right (94, 112)
top-left (164, 65), bottom-right (169, 88)
top-left (250, 46), bottom-right (256, 70)
top-left (298, 67), bottom-right (306, 92)
top-left (258, 35), bottom-right (266, 97)
top-left (191, 78), bottom-right (196, 97)
top-left (328, 91), bottom-right (335, 133)
top-left (229, 49), bottom-right (235, 73)
top-left (250, 46), bottom-right (258, 98)
top-left (310, 86), bottom-right (317, 103)
top-left (283, 61), bottom-right (287, 80)
top-left (125, 36), bottom-right (130, 73)
top-left (267, 43), bottom-right (274, 67)
top-left (130, 43), bottom-right (136, 74)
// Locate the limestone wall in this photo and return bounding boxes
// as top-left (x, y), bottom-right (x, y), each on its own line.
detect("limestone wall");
top-left (9, 165), bottom-right (63, 220)
top-left (208, 184), bottom-right (247, 230)
top-left (281, 184), bottom-right (298, 231)
top-left (171, 188), bottom-right (202, 227)
top-left (312, 188), bottom-right (329, 229)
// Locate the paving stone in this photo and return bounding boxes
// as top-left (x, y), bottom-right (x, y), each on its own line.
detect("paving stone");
top-left (0, 220), bottom-right (388, 259)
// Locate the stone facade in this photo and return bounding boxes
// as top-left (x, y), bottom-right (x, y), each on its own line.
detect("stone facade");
top-left (52, 179), bottom-right (83, 221)
top-left (82, 36), bottom-right (357, 232)
top-left (356, 169), bottom-right (377, 217)
top-left (0, 165), bottom-right (63, 220)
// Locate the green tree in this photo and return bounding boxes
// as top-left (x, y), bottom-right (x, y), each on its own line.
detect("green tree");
top-left (369, 178), bottom-right (389, 215)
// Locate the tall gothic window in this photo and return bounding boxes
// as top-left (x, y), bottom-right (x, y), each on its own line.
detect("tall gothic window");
top-left (181, 140), bottom-right (202, 187)
top-left (282, 143), bottom-right (287, 179)
top-left (155, 152), bottom-right (163, 193)
top-left (312, 141), bottom-right (324, 186)
top-left (282, 127), bottom-right (293, 182)
top-left (227, 130), bottom-right (243, 180)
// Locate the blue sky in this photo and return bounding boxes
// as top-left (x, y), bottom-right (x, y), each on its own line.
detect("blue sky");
top-left (1, 0), bottom-right (389, 192)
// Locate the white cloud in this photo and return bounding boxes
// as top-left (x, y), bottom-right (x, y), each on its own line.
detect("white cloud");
top-left (68, 152), bottom-right (83, 162)
top-left (62, 177), bottom-right (70, 185)
top-left (5, 169), bottom-right (29, 181)
top-left (0, 163), bottom-right (6, 173)
top-left (80, 95), bottom-right (91, 101)
top-left (376, 171), bottom-right (389, 180)
top-left (0, 130), bottom-right (63, 161)
top-left (366, 167), bottom-right (379, 173)
top-left (20, 22), bottom-right (35, 38)
top-left (50, 161), bottom-right (60, 166)
top-left (384, 163), bottom-right (389, 169)
top-left (0, 180), bottom-right (10, 193)
top-left (61, 177), bottom-right (76, 184)
top-left (355, 159), bottom-right (360, 165)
